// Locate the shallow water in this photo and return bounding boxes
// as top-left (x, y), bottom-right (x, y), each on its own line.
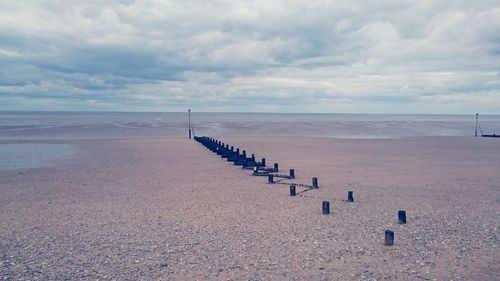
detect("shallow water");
top-left (0, 143), bottom-right (76, 171)
top-left (0, 112), bottom-right (499, 139)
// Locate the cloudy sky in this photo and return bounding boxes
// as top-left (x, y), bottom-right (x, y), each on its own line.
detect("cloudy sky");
top-left (1, 0), bottom-right (499, 113)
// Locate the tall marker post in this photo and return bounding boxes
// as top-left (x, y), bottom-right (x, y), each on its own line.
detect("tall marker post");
top-left (188, 108), bottom-right (192, 139)
top-left (475, 113), bottom-right (478, 137)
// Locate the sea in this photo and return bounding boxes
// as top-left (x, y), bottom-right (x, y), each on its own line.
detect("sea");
top-left (1, 111), bottom-right (499, 139)
top-left (1, 111), bottom-right (499, 170)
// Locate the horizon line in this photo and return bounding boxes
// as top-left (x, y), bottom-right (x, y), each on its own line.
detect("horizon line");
top-left (0, 110), bottom-right (497, 116)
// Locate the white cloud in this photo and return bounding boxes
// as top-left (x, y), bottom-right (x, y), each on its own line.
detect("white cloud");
top-left (0, 0), bottom-right (499, 113)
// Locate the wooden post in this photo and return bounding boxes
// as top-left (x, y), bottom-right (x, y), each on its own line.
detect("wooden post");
top-left (312, 177), bottom-right (318, 188)
top-left (274, 163), bottom-right (279, 172)
top-left (322, 201), bottom-right (330, 214)
top-left (268, 174), bottom-right (274, 184)
top-left (290, 185), bottom-right (296, 196)
top-left (289, 169), bottom-right (295, 179)
top-left (385, 230), bottom-right (394, 246)
top-left (398, 210), bottom-right (407, 224)
top-left (348, 191), bottom-right (354, 202)
top-left (261, 158), bottom-right (266, 167)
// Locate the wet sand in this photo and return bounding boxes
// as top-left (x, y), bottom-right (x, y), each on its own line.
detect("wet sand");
top-left (0, 136), bottom-right (499, 280)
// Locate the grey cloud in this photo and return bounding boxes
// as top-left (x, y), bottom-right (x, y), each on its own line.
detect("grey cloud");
top-left (0, 0), bottom-right (499, 113)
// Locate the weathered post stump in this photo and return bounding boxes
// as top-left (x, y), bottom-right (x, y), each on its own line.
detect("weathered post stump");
top-left (385, 230), bottom-right (394, 246)
top-left (268, 174), bottom-right (274, 184)
top-left (348, 191), bottom-right (354, 202)
top-left (312, 177), bottom-right (318, 188)
top-left (322, 201), bottom-right (330, 214)
top-left (398, 210), bottom-right (407, 224)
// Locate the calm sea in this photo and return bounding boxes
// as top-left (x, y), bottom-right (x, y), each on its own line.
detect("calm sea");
top-left (1, 111), bottom-right (499, 139)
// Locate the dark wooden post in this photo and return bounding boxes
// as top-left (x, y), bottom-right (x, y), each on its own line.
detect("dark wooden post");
top-left (348, 191), bottom-right (354, 202)
top-left (268, 174), bottom-right (274, 184)
top-left (289, 169), bottom-right (295, 179)
top-left (274, 163), bottom-right (279, 172)
top-left (312, 177), bottom-right (318, 188)
top-left (398, 210), bottom-right (407, 224)
top-left (385, 230), bottom-right (394, 246)
top-left (322, 201), bottom-right (330, 214)
top-left (290, 185), bottom-right (296, 196)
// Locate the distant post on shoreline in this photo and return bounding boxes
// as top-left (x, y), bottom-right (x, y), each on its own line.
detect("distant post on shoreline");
top-left (188, 108), bottom-right (192, 139)
top-left (475, 113), bottom-right (479, 137)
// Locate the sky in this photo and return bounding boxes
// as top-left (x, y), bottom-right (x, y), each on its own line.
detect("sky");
top-left (0, 0), bottom-right (499, 114)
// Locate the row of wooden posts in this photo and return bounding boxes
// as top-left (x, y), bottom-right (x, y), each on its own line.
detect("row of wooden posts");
top-left (194, 135), bottom-right (407, 246)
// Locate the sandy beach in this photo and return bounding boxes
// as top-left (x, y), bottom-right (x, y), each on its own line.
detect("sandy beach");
top-left (0, 136), bottom-right (499, 280)
top-left (3, 0), bottom-right (500, 279)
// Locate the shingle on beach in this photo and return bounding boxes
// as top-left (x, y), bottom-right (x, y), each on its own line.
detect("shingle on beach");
top-left (1, 136), bottom-right (499, 280)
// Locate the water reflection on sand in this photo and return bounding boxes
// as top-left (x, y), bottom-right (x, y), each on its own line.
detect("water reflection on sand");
top-left (0, 143), bottom-right (76, 171)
